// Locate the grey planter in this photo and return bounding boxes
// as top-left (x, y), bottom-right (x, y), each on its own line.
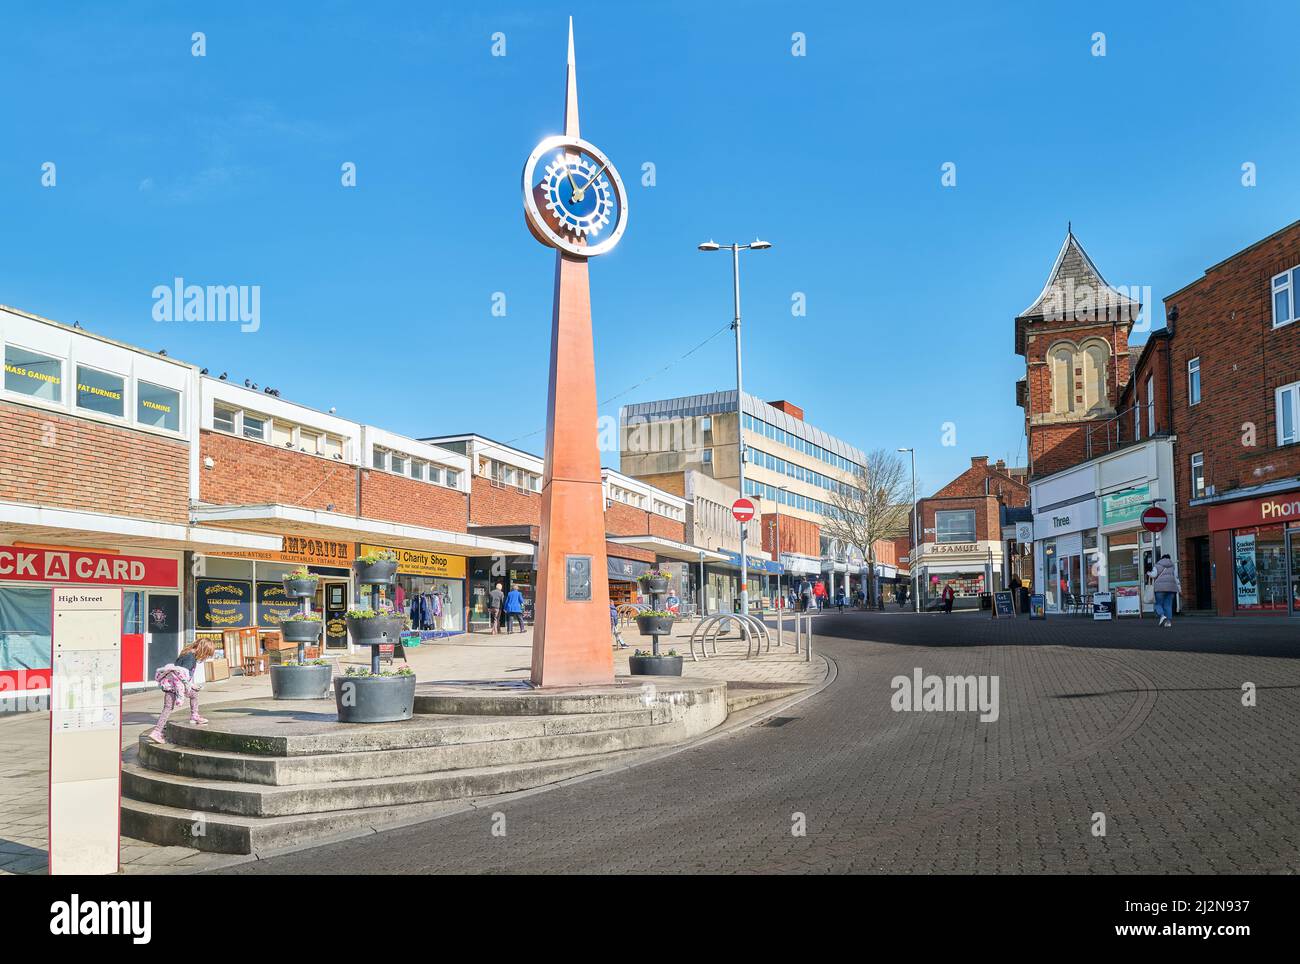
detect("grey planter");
top-left (629, 654), bottom-right (683, 677)
top-left (270, 663), bottom-right (333, 700)
top-left (639, 576), bottom-right (670, 595)
top-left (282, 577), bottom-right (318, 598)
top-left (346, 614), bottom-right (405, 644)
top-left (280, 619), bottom-right (322, 643)
top-left (354, 559), bottom-right (398, 584)
top-left (636, 614), bottom-right (674, 636)
top-left (334, 673), bottom-right (416, 723)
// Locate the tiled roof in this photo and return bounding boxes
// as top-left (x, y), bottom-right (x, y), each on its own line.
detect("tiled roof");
top-left (1019, 230), bottom-right (1141, 322)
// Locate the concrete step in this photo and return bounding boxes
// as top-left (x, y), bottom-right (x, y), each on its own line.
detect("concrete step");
top-left (162, 704), bottom-right (667, 758)
top-left (135, 714), bottom-right (690, 787)
top-left (724, 683), bottom-right (807, 713)
top-left (120, 754), bottom-right (608, 855)
top-left (414, 677), bottom-right (727, 717)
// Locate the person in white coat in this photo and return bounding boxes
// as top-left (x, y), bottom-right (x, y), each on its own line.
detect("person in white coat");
top-left (1152, 554), bottom-right (1179, 627)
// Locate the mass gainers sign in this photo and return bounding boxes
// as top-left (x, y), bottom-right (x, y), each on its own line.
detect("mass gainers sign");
top-left (0, 547), bottom-right (177, 587)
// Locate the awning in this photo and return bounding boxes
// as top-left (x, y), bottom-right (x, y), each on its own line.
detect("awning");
top-left (712, 549), bottom-right (783, 575)
top-left (0, 500), bottom-right (283, 555)
top-left (780, 553), bottom-right (821, 575)
top-left (920, 561), bottom-right (990, 575)
top-left (606, 534), bottom-right (729, 563)
top-left (190, 503), bottom-right (534, 557)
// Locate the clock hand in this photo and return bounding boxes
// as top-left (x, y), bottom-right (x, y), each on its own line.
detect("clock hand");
top-left (557, 153), bottom-right (579, 196)
top-left (572, 160), bottom-right (608, 203)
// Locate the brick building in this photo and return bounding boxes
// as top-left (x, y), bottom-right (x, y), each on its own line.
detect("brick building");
top-left (1016, 229), bottom-right (1141, 479)
top-left (1160, 218), bottom-right (1300, 615)
top-left (912, 456), bottom-right (1029, 609)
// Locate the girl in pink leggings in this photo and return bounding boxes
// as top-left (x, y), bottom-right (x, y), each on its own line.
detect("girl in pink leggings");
top-left (148, 638), bottom-right (214, 742)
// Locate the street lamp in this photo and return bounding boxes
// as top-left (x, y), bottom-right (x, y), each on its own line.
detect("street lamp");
top-left (898, 446), bottom-right (919, 613)
top-left (699, 238), bottom-right (772, 618)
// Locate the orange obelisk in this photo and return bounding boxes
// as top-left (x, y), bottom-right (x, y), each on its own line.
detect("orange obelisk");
top-left (530, 22), bottom-right (615, 687)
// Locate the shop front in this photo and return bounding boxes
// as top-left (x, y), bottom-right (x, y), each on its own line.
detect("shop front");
top-left (605, 535), bottom-right (728, 616)
top-left (917, 542), bottom-right (1004, 610)
top-left (1205, 490), bottom-right (1300, 616)
top-left (467, 555), bottom-right (534, 632)
top-left (608, 555), bottom-right (651, 607)
top-left (707, 550), bottom-right (782, 613)
top-left (1033, 498), bottom-right (1099, 613)
top-left (1098, 484), bottom-right (1170, 617)
top-left (0, 544), bottom-right (182, 700)
top-left (361, 544), bottom-right (466, 635)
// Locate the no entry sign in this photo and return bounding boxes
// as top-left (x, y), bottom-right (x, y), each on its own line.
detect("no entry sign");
top-left (732, 498), bottom-right (756, 523)
top-left (1141, 506), bottom-right (1168, 532)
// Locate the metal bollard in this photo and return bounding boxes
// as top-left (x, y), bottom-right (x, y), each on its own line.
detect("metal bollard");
top-left (776, 605), bottom-right (784, 648)
top-left (804, 612), bottom-right (812, 662)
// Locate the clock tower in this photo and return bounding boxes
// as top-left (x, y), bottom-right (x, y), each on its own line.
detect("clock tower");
top-left (1015, 228), bottom-right (1140, 478)
top-left (522, 20), bottom-right (628, 686)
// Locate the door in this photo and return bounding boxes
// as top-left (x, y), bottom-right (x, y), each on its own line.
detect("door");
top-left (145, 593), bottom-right (180, 677)
top-left (1192, 537), bottom-right (1212, 610)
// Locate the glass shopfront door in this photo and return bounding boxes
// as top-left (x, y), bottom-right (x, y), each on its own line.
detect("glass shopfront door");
top-left (1289, 530), bottom-right (1300, 615)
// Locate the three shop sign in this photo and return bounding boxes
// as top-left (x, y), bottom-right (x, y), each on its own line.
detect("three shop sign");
top-left (0, 546), bottom-right (177, 587)
top-left (1140, 506), bottom-right (1168, 532)
top-left (731, 498), bottom-right (756, 523)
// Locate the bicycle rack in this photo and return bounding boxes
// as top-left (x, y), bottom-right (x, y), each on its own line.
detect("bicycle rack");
top-left (688, 613), bottom-right (773, 661)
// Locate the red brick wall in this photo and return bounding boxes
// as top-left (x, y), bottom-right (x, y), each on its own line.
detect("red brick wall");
top-left (360, 470), bottom-right (467, 531)
top-left (469, 475), bottom-right (540, 527)
top-left (759, 513), bottom-right (820, 557)
top-left (200, 430), bottom-right (356, 512)
top-left (0, 401), bottom-right (188, 523)
top-left (646, 513), bottom-right (686, 542)
top-left (1118, 336), bottom-right (1171, 442)
top-left (933, 456), bottom-right (1029, 507)
top-left (607, 541), bottom-right (654, 563)
top-left (604, 500), bottom-right (648, 536)
top-left (1162, 219), bottom-right (1300, 606)
top-left (918, 496), bottom-right (1000, 543)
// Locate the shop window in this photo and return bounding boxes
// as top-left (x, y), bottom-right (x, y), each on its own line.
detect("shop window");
top-left (75, 365), bottom-right (126, 418)
top-left (213, 405), bottom-right (236, 433)
top-left (935, 509), bottom-right (976, 544)
top-left (1277, 381), bottom-right (1300, 446)
top-left (1191, 452), bottom-right (1205, 499)
top-left (1188, 357), bottom-right (1201, 406)
top-left (4, 345), bottom-right (62, 402)
top-left (242, 413), bottom-right (267, 441)
top-left (137, 381), bottom-right (181, 432)
top-left (1272, 267), bottom-right (1296, 328)
top-left (1232, 527), bottom-right (1287, 610)
top-left (0, 586), bottom-right (53, 672)
top-left (123, 591), bottom-right (143, 634)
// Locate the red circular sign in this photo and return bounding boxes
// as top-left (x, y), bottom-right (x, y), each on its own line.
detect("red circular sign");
top-left (1141, 506), bottom-right (1168, 532)
top-left (732, 498), bottom-right (756, 523)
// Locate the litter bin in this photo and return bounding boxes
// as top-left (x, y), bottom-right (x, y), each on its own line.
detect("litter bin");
top-left (980, 593), bottom-right (992, 610)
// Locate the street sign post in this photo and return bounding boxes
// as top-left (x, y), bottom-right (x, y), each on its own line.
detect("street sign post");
top-left (1141, 506), bottom-right (1168, 532)
top-left (732, 498), bottom-right (756, 523)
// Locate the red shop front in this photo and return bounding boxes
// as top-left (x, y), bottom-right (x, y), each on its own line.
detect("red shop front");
top-left (1207, 490), bottom-right (1300, 615)
top-left (0, 544), bottom-right (181, 696)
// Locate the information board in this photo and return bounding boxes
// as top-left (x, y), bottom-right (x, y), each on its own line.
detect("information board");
top-left (991, 591), bottom-right (1016, 619)
top-left (1092, 591), bottom-right (1113, 620)
top-left (49, 587), bottom-right (122, 875)
top-left (1028, 593), bottom-right (1046, 620)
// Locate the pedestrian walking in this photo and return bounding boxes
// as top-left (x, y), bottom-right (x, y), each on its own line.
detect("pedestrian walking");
top-left (942, 582), bottom-right (955, 614)
top-left (610, 602), bottom-right (628, 648)
top-left (1152, 554), bottom-right (1178, 627)
top-left (488, 583), bottom-right (504, 633)
top-left (147, 638), bottom-right (215, 742)
top-left (835, 589), bottom-right (846, 612)
top-left (800, 578), bottom-right (813, 613)
top-left (504, 585), bottom-right (525, 633)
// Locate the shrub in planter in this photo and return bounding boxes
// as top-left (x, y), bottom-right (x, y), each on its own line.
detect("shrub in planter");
top-left (629, 649), bottom-right (684, 677)
top-left (635, 609), bottom-right (674, 636)
top-left (334, 665), bottom-right (416, 723)
top-left (638, 569), bottom-right (672, 595)
top-left (270, 659), bottom-right (332, 700)
top-left (282, 567), bottom-right (319, 598)
top-left (345, 608), bottom-right (407, 644)
top-left (354, 549), bottom-right (398, 585)
top-left (280, 612), bottom-right (322, 643)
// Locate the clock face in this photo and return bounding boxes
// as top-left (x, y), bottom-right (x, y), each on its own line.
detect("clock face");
top-left (523, 135), bottom-right (628, 257)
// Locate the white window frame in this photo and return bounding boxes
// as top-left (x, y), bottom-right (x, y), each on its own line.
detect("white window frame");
top-left (3, 342), bottom-right (65, 407)
top-left (213, 404), bottom-right (237, 434)
top-left (136, 379), bottom-right (182, 434)
top-left (242, 412), bottom-right (267, 441)
top-left (73, 363), bottom-right (128, 421)
top-left (1276, 381), bottom-right (1300, 446)
top-left (1188, 357), bottom-right (1201, 406)
top-left (1273, 268), bottom-right (1296, 328)
top-left (1133, 395), bottom-right (1141, 441)
top-left (1145, 374), bottom-right (1155, 435)
top-left (1190, 452), bottom-right (1205, 499)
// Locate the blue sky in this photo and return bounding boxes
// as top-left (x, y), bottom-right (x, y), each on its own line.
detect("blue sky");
top-left (3, 0), bottom-right (1299, 495)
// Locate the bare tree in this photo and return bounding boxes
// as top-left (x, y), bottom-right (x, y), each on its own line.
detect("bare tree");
top-left (820, 448), bottom-right (911, 604)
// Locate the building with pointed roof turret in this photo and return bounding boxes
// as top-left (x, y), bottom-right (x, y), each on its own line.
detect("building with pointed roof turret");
top-left (1015, 229), bottom-right (1142, 478)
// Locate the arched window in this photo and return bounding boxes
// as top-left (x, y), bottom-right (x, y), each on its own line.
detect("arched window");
top-left (1050, 345), bottom-right (1075, 414)
top-left (1082, 342), bottom-right (1109, 411)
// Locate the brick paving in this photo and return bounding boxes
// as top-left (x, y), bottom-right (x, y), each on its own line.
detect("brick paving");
top-left (0, 617), bottom-right (822, 874)
top-left (219, 610), bottom-right (1300, 874)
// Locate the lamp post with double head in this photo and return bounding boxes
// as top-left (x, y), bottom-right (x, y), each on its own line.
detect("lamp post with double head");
top-left (898, 446), bottom-right (919, 613)
top-left (699, 238), bottom-right (772, 618)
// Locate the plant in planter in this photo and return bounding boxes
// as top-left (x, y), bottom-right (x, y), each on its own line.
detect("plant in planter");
top-left (353, 548), bottom-right (398, 585)
top-left (637, 569), bottom-right (672, 594)
top-left (344, 607), bottom-right (408, 644)
top-left (629, 648), bottom-right (683, 677)
top-left (334, 663), bottom-right (416, 723)
top-left (635, 609), bottom-right (675, 637)
top-left (269, 653), bottom-right (333, 700)
top-left (279, 610), bottom-right (323, 641)
top-left (282, 566), bottom-right (319, 598)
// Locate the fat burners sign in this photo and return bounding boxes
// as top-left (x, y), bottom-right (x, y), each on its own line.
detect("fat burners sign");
top-left (0, 546), bottom-right (177, 587)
